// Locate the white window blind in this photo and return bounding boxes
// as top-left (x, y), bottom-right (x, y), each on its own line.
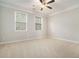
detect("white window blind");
top-left (15, 11), bottom-right (27, 31)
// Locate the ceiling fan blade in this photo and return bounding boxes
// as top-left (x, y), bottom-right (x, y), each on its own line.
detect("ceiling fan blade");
top-left (46, 6), bottom-right (52, 9)
top-left (41, 8), bottom-right (43, 11)
top-left (47, 0), bottom-right (55, 4)
top-left (40, 0), bottom-right (43, 3)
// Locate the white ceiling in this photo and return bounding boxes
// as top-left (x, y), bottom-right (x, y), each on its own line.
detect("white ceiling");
top-left (0, 0), bottom-right (79, 15)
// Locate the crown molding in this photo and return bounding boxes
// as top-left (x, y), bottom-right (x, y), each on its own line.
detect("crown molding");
top-left (49, 4), bottom-right (79, 16)
top-left (1, 1), bottom-right (78, 17)
top-left (0, 1), bottom-right (45, 17)
top-left (0, 1), bottom-right (32, 13)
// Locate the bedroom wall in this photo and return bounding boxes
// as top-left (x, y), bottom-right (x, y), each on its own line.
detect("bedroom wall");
top-left (0, 8), bottom-right (2, 41)
top-left (0, 6), bottom-right (47, 42)
top-left (48, 7), bottom-right (79, 42)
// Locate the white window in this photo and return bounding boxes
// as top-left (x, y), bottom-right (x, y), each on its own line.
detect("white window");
top-left (15, 11), bottom-right (27, 31)
top-left (35, 16), bottom-right (42, 30)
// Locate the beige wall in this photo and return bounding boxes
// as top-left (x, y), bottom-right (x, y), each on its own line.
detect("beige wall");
top-left (0, 6), bottom-right (47, 42)
top-left (48, 7), bottom-right (79, 42)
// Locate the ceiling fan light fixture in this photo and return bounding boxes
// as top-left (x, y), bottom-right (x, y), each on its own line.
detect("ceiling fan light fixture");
top-left (39, 0), bottom-right (55, 11)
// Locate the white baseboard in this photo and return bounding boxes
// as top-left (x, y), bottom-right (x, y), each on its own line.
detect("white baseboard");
top-left (1, 36), bottom-right (79, 45)
top-left (52, 37), bottom-right (79, 44)
top-left (0, 37), bottom-right (46, 45)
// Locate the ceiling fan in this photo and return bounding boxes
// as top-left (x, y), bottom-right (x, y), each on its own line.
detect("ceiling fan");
top-left (39, 0), bottom-right (55, 11)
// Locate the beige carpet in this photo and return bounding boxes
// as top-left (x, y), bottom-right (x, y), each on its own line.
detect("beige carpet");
top-left (0, 39), bottom-right (79, 58)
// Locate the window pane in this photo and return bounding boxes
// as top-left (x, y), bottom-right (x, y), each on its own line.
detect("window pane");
top-left (35, 16), bottom-right (42, 30)
top-left (16, 11), bottom-right (27, 31)
top-left (16, 22), bottom-right (26, 30)
top-left (35, 16), bottom-right (41, 24)
top-left (35, 23), bottom-right (41, 30)
top-left (16, 13), bottom-right (26, 22)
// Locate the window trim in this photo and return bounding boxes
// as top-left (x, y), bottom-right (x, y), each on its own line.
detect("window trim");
top-left (15, 11), bottom-right (27, 32)
top-left (34, 16), bottom-right (43, 31)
